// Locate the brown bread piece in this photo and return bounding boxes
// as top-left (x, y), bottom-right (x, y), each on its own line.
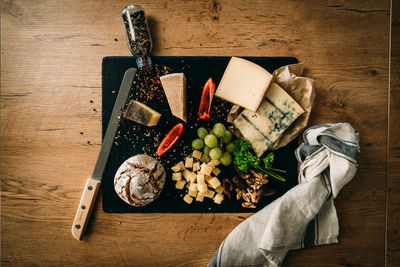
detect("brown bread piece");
top-left (114, 154), bottom-right (166, 207)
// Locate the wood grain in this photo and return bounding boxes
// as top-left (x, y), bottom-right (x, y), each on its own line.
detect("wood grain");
top-left (0, 0), bottom-right (395, 266)
top-left (387, 0), bottom-right (400, 266)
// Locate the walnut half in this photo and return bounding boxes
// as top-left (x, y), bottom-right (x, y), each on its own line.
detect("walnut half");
top-left (242, 202), bottom-right (256, 208)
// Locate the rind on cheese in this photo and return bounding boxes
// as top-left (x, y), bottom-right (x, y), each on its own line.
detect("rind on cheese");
top-left (215, 57), bottom-right (273, 112)
top-left (159, 73), bottom-right (187, 122)
top-left (124, 100), bottom-right (161, 126)
top-left (233, 83), bottom-right (304, 156)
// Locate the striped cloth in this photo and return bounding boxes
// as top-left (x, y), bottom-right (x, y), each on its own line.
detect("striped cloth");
top-left (208, 123), bottom-right (360, 267)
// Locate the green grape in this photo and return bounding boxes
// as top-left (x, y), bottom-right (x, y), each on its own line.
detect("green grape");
top-left (213, 123), bottom-right (226, 138)
top-left (204, 134), bottom-right (218, 148)
top-left (203, 146), bottom-right (211, 156)
top-left (220, 152), bottom-right (233, 166)
top-left (221, 130), bottom-right (232, 144)
top-left (209, 148), bottom-right (223, 160)
top-left (197, 127), bottom-right (208, 140)
top-left (192, 139), bottom-right (204, 150)
top-left (225, 142), bottom-right (235, 153)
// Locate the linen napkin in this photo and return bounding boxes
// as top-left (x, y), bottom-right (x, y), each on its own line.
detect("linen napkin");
top-left (208, 123), bottom-right (360, 267)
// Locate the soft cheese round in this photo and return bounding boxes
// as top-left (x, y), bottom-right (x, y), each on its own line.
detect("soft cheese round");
top-left (114, 154), bottom-right (166, 207)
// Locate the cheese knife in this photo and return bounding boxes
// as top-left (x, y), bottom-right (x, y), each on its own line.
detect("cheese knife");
top-left (72, 67), bottom-right (137, 240)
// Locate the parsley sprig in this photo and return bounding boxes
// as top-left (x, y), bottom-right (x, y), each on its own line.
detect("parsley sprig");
top-left (232, 139), bottom-right (286, 182)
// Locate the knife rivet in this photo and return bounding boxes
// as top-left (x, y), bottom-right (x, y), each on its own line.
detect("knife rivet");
top-left (88, 186), bottom-right (93, 191)
top-left (75, 224), bottom-right (81, 229)
top-left (81, 205), bottom-right (86, 210)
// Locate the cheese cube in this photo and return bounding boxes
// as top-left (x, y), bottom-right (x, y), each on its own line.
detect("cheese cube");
top-left (211, 159), bottom-right (220, 166)
top-left (185, 157), bottom-right (193, 168)
top-left (200, 163), bottom-right (213, 176)
top-left (193, 150), bottom-right (202, 160)
top-left (208, 177), bottom-right (221, 189)
top-left (204, 175), bottom-right (212, 184)
top-left (171, 165), bottom-right (181, 172)
top-left (204, 190), bottom-right (215, 199)
top-left (200, 154), bottom-right (210, 163)
top-left (215, 57), bottom-right (273, 112)
top-left (188, 189), bottom-right (197, 197)
top-left (214, 193), bottom-right (224, 204)
top-left (207, 162), bottom-right (216, 169)
top-left (198, 183), bottom-right (208, 193)
top-left (192, 161), bottom-right (201, 172)
top-left (183, 194), bottom-right (193, 204)
top-left (175, 180), bottom-right (186, 189)
top-left (188, 171), bottom-right (197, 183)
top-left (124, 100), bottom-right (161, 126)
top-left (189, 183), bottom-right (198, 192)
top-left (215, 186), bottom-right (224, 194)
top-left (172, 161), bottom-right (185, 172)
top-left (172, 172), bottom-right (182, 181)
top-left (182, 169), bottom-right (191, 181)
top-left (196, 194), bottom-right (204, 202)
top-left (197, 174), bottom-right (205, 184)
top-left (177, 161), bottom-right (185, 170)
top-left (212, 168), bottom-right (221, 176)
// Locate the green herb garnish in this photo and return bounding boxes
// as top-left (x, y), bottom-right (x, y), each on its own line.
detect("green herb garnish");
top-left (233, 139), bottom-right (286, 182)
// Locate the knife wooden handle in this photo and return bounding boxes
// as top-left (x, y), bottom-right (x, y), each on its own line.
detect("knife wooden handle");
top-left (71, 178), bottom-right (101, 240)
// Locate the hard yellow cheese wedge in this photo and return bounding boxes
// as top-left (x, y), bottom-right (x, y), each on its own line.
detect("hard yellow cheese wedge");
top-left (215, 57), bottom-right (273, 112)
top-left (124, 100), bottom-right (161, 126)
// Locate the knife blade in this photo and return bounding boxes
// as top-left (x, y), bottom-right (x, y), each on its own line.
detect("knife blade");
top-left (72, 67), bottom-right (137, 241)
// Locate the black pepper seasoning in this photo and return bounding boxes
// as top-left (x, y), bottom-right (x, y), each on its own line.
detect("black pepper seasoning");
top-left (121, 5), bottom-right (153, 68)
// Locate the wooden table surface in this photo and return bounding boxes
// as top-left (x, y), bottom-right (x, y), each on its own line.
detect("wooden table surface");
top-left (1, 0), bottom-right (399, 266)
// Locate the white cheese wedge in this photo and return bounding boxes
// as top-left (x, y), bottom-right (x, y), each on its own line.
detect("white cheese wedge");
top-left (233, 83), bottom-right (304, 156)
top-left (215, 57), bottom-right (273, 112)
top-left (124, 100), bottom-right (161, 126)
top-left (159, 73), bottom-right (187, 122)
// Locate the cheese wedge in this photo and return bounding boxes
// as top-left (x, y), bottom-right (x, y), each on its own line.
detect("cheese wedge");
top-left (159, 73), bottom-right (187, 122)
top-left (233, 83), bottom-right (304, 156)
top-left (215, 57), bottom-right (273, 112)
top-left (124, 100), bottom-right (161, 126)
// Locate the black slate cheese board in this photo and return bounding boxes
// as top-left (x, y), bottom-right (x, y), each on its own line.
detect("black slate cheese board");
top-left (102, 56), bottom-right (299, 213)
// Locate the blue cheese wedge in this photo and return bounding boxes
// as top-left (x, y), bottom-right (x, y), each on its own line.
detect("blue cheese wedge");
top-left (233, 83), bottom-right (304, 156)
top-left (124, 100), bottom-right (161, 126)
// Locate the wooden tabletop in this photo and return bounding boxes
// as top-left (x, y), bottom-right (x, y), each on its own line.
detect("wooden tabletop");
top-left (1, 0), bottom-right (399, 266)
